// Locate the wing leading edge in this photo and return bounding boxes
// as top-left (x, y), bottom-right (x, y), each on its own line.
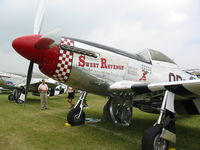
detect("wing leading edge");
top-left (109, 80), bottom-right (200, 98)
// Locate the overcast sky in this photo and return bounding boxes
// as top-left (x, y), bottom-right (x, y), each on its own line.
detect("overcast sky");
top-left (0, 0), bottom-right (200, 74)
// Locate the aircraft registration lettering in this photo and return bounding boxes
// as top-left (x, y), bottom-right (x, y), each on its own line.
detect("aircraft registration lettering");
top-left (169, 72), bottom-right (182, 81)
top-left (78, 56), bottom-right (124, 70)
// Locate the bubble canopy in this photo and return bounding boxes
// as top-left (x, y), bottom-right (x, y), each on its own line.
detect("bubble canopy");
top-left (135, 49), bottom-right (176, 64)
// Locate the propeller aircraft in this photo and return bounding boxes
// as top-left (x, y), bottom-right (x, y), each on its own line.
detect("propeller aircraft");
top-left (0, 72), bottom-right (66, 104)
top-left (11, 1), bottom-right (200, 150)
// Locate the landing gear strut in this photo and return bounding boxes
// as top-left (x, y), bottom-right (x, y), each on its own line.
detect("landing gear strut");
top-left (67, 91), bottom-right (87, 126)
top-left (8, 89), bottom-right (19, 101)
top-left (103, 96), bottom-right (132, 126)
top-left (8, 88), bottom-right (25, 104)
top-left (142, 90), bottom-right (176, 150)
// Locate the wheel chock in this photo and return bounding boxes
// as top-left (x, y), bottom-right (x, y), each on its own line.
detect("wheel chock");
top-left (168, 148), bottom-right (176, 150)
top-left (64, 122), bottom-right (71, 127)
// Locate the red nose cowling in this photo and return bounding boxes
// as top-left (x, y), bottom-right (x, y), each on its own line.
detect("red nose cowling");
top-left (12, 35), bottom-right (60, 77)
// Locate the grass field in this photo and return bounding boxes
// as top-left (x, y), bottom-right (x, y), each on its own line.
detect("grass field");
top-left (0, 93), bottom-right (200, 150)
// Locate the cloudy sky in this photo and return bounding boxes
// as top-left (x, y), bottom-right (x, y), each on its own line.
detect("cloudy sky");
top-left (0, 0), bottom-right (200, 74)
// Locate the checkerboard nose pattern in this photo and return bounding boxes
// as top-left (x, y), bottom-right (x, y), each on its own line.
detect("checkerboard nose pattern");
top-left (52, 49), bottom-right (74, 83)
top-left (60, 38), bottom-right (74, 49)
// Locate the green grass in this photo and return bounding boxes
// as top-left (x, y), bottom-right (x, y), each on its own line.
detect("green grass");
top-left (0, 93), bottom-right (200, 150)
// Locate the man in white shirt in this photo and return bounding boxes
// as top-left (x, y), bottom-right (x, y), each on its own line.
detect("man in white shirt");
top-left (38, 79), bottom-right (48, 110)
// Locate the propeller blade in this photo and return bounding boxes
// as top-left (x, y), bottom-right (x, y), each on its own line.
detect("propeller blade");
top-left (34, 0), bottom-right (46, 34)
top-left (35, 29), bottom-right (62, 49)
top-left (25, 61), bottom-right (34, 102)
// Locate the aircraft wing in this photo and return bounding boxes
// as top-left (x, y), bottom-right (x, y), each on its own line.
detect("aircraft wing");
top-left (109, 79), bottom-right (200, 98)
top-left (29, 80), bottom-right (58, 89)
top-left (0, 87), bottom-right (11, 93)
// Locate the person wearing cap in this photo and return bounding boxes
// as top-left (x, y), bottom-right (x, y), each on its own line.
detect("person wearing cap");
top-left (38, 79), bottom-right (48, 110)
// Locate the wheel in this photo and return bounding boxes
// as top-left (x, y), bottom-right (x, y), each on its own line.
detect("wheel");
top-left (142, 124), bottom-right (169, 150)
top-left (16, 99), bottom-right (24, 104)
top-left (103, 98), bottom-right (113, 122)
top-left (8, 94), bottom-right (14, 101)
top-left (13, 89), bottom-right (21, 100)
top-left (103, 97), bottom-right (132, 126)
top-left (67, 108), bottom-right (85, 126)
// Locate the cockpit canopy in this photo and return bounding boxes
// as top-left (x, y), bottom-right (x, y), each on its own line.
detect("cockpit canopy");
top-left (135, 49), bottom-right (176, 64)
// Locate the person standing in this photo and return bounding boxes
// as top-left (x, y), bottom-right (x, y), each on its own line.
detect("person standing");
top-left (66, 86), bottom-right (75, 109)
top-left (38, 79), bottom-right (48, 110)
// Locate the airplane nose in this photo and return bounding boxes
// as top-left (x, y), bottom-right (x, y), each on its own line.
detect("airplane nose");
top-left (12, 35), bottom-right (44, 64)
top-left (12, 34), bottom-right (61, 77)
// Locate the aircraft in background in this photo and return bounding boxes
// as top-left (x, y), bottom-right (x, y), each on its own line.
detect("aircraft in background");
top-left (11, 1), bottom-right (200, 150)
top-left (0, 72), bottom-right (66, 104)
top-left (0, 87), bottom-right (11, 93)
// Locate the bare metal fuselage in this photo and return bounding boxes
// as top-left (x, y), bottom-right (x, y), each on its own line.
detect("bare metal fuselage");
top-left (62, 40), bottom-right (192, 96)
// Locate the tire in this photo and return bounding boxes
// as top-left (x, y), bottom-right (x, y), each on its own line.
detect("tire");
top-left (16, 99), bottom-right (24, 104)
top-left (103, 99), bottom-right (113, 122)
top-left (103, 98), bottom-right (132, 126)
top-left (67, 108), bottom-right (85, 126)
top-left (13, 89), bottom-right (21, 100)
top-left (8, 94), bottom-right (14, 101)
top-left (142, 124), bottom-right (168, 150)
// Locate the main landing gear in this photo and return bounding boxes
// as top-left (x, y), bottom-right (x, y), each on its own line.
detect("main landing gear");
top-left (67, 91), bottom-right (87, 126)
top-left (8, 88), bottom-right (25, 104)
top-left (67, 92), bottom-right (133, 126)
top-left (103, 96), bottom-right (132, 126)
top-left (142, 90), bottom-right (176, 150)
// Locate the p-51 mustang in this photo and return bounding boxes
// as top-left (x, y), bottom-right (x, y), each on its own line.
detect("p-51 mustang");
top-left (0, 72), bottom-right (66, 104)
top-left (11, 1), bottom-right (200, 150)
